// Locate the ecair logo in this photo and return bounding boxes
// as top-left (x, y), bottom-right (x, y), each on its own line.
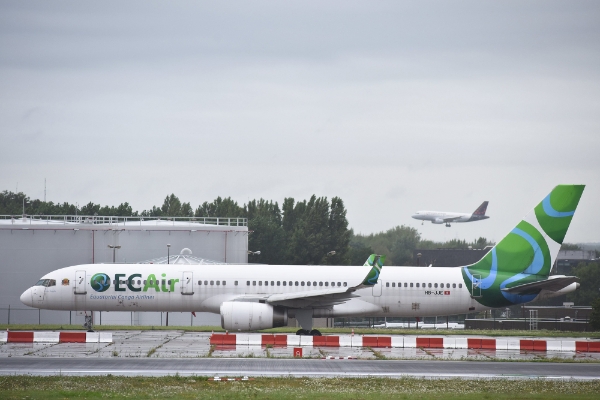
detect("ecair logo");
top-left (90, 272), bottom-right (179, 293)
top-left (90, 273), bottom-right (111, 292)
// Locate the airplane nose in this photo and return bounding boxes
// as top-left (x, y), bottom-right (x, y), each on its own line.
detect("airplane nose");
top-left (20, 288), bottom-right (33, 307)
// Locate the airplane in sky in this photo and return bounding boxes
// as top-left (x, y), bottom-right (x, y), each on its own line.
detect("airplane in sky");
top-left (21, 185), bottom-right (584, 336)
top-left (412, 201), bottom-right (490, 227)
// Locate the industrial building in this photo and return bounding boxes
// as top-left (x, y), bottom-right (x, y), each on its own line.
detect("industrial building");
top-left (0, 215), bottom-right (248, 327)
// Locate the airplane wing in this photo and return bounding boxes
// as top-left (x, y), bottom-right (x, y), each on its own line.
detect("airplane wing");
top-left (231, 254), bottom-right (386, 309)
top-left (442, 216), bottom-right (462, 223)
top-left (267, 287), bottom-right (358, 308)
top-left (501, 275), bottom-right (579, 295)
top-left (268, 254), bottom-right (385, 308)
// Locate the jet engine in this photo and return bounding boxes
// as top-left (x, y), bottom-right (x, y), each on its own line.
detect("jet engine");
top-left (432, 218), bottom-right (444, 224)
top-left (220, 301), bottom-right (288, 331)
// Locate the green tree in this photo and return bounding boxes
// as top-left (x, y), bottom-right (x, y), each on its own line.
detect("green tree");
top-left (567, 262), bottom-right (600, 305)
top-left (590, 297), bottom-right (600, 331)
top-left (161, 194), bottom-right (182, 216)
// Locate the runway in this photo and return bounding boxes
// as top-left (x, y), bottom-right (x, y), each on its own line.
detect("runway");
top-left (2, 357), bottom-right (599, 380)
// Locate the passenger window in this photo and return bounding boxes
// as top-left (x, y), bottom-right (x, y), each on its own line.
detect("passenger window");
top-left (295, 281), bottom-right (299, 286)
top-left (319, 282), bottom-right (323, 286)
top-left (446, 283), bottom-right (450, 288)
top-left (277, 281), bottom-right (280, 286)
top-left (428, 283), bottom-right (432, 288)
top-left (235, 281), bottom-right (238, 286)
top-left (258, 281), bottom-right (262, 286)
top-left (144, 280), bottom-right (147, 285)
top-left (325, 282), bottom-right (329, 287)
top-left (137, 280), bottom-right (141, 285)
top-left (301, 281), bottom-right (305, 286)
top-left (307, 282), bottom-right (311, 286)
top-left (391, 282), bottom-right (395, 287)
top-left (271, 281), bottom-right (274, 286)
top-left (411, 283), bottom-right (414, 288)
top-left (253, 281), bottom-right (256, 286)
top-left (283, 281), bottom-right (286, 286)
top-left (210, 280), bottom-right (214, 285)
top-left (223, 281), bottom-right (226, 285)
top-left (314, 281), bottom-right (317, 286)
top-left (452, 283), bottom-right (456, 288)
top-left (246, 281), bottom-right (250, 286)
top-left (459, 283), bottom-right (463, 288)
top-left (204, 280), bottom-right (208, 285)
top-left (289, 281), bottom-right (292, 286)
top-left (404, 283), bottom-right (407, 288)
top-left (386, 282), bottom-right (389, 287)
top-left (337, 282), bottom-right (341, 287)
top-left (343, 282), bottom-right (347, 287)
top-left (216, 281), bottom-right (220, 285)
top-left (198, 280), bottom-right (202, 285)
top-left (168, 280), bottom-right (171, 285)
top-left (434, 283), bottom-right (438, 288)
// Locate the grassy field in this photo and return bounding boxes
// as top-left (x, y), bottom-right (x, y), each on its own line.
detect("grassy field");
top-left (1, 376), bottom-right (599, 399)
top-left (1, 324), bottom-right (599, 338)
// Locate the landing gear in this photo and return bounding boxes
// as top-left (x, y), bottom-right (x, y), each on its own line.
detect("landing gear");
top-left (83, 315), bottom-right (94, 332)
top-left (295, 329), bottom-right (322, 336)
top-left (445, 223), bottom-right (451, 227)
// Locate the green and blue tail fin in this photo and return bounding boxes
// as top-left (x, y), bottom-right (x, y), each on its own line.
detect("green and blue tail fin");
top-left (462, 185), bottom-right (585, 307)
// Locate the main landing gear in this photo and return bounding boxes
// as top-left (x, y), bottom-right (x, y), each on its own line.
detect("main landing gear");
top-left (445, 223), bottom-right (451, 227)
top-left (296, 329), bottom-right (322, 336)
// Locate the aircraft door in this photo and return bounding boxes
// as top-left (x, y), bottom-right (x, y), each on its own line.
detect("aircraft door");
top-left (181, 271), bottom-right (194, 295)
top-left (372, 281), bottom-right (382, 297)
top-left (32, 285), bottom-right (45, 302)
top-left (75, 270), bottom-right (87, 294)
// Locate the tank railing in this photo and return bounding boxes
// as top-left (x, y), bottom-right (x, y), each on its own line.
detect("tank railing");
top-left (0, 215), bottom-right (247, 227)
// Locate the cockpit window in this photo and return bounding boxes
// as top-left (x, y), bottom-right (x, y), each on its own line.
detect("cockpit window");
top-left (35, 279), bottom-right (56, 287)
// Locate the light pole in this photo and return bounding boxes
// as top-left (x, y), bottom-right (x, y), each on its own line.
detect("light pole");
top-left (107, 245), bottom-right (121, 263)
top-left (247, 250), bottom-right (261, 256)
top-left (327, 251), bottom-right (336, 256)
top-left (166, 244), bottom-right (171, 327)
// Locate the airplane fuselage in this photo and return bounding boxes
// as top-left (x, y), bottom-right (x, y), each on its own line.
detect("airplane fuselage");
top-left (412, 211), bottom-right (489, 224)
top-left (21, 264), bottom-right (489, 318)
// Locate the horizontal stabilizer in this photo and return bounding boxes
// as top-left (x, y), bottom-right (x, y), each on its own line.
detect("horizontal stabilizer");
top-left (501, 275), bottom-right (579, 295)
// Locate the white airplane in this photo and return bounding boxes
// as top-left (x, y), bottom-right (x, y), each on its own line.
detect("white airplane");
top-left (412, 201), bottom-right (489, 227)
top-left (21, 185), bottom-right (584, 336)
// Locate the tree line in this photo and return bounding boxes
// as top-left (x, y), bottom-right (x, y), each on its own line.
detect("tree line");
top-left (0, 190), bottom-right (503, 267)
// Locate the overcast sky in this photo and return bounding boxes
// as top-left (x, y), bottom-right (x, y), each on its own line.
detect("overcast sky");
top-left (1, 1), bottom-right (599, 244)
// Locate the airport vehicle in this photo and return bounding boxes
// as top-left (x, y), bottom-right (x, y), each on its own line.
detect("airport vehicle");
top-left (21, 185), bottom-right (584, 335)
top-left (412, 201), bottom-right (489, 227)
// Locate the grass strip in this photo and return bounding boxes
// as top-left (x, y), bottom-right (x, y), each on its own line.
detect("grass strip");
top-left (0, 376), bottom-right (599, 399)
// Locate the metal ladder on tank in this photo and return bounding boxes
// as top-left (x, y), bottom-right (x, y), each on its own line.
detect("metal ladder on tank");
top-left (529, 309), bottom-right (538, 331)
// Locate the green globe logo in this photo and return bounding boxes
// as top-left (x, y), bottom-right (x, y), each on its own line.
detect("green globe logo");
top-left (90, 273), bottom-right (111, 292)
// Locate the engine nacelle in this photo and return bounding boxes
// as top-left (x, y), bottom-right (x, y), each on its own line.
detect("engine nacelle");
top-left (432, 218), bottom-right (444, 224)
top-left (220, 301), bottom-right (288, 331)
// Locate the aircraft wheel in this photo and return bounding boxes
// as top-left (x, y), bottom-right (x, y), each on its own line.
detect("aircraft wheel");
top-left (310, 329), bottom-right (322, 336)
top-left (296, 329), bottom-right (309, 335)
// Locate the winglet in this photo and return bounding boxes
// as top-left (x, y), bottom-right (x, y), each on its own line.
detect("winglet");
top-left (361, 254), bottom-right (385, 286)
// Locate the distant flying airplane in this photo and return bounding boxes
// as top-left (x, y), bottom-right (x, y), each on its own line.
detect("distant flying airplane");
top-left (412, 201), bottom-right (490, 227)
top-left (20, 185), bottom-right (583, 335)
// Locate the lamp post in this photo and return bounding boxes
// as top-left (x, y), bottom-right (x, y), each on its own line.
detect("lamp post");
top-left (327, 251), bottom-right (336, 256)
top-left (166, 243), bottom-right (171, 327)
top-left (107, 245), bottom-right (121, 263)
top-left (247, 250), bottom-right (261, 256)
